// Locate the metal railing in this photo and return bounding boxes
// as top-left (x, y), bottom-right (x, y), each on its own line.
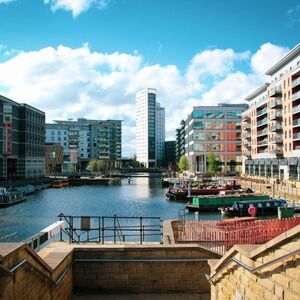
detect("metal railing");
top-left (58, 213), bottom-right (163, 244)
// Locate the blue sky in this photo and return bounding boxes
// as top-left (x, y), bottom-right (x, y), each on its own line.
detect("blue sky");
top-left (0, 0), bottom-right (299, 155)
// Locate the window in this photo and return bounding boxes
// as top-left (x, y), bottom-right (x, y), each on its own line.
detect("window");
top-left (192, 110), bottom-right (205, 119)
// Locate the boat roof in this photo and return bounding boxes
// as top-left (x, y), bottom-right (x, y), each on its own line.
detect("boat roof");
top-left (235, 199), bottom-right (282, 204)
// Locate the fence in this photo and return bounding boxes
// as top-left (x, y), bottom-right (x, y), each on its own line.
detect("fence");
top-left (58, 213), bottom-right (163, 244)
top-left (177, 217), bottom-right (300, 255)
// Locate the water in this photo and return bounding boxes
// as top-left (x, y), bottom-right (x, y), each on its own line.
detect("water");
top-left (0, 177), bottom-right (220, 243)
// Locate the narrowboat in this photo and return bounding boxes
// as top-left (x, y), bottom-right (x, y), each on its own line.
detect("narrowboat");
top-left (51, 179), bottom-right (69, 188)
top-left (167, 182), bottom-right (241, 201)
top-left (0, 188), bottom-right (27, 208)
top-left (186, 191), bottom-right (270, 212)
top-left (220, 199), bottom-right (287, 217)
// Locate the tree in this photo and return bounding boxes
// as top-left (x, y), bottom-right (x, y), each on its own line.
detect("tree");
top-left (178, 155), bottom-right (189, 172)
top-left (96, 160), bottom-right (106, 173)
top-left (88, 160), bottom-right (98, 174)
top-left (130, 154), bottom-right (140, 168)
top-left (207, 152), bottom-right (219, 174)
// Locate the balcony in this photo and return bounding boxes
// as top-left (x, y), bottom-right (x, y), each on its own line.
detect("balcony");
top-left (269, 98), bottom-right (282, 108)
top-left (257, 139), bottom-right (268, 146)
top-left (257, 149), bottom-right (269, 154)
top-left (242, 114), bottom-right (250, 122)
top-left (269, 123), bottom-right (282, 132)
top-left (243, 141), bottom-right (251, 148)
top-left (257, 128), bottom-right (268, 137)
top-left (270, 135), bottom-right (283, 143)
top-left (293, 133), bottom-right (300, 140)
top-left (257, 118), bottom-right (268, 127)
top-left (292, 91), bottom-right (300, 101)
top-left (257, 108), bottom-right (268, 117)
top-left (293, 119), bottom-right (300, 127)
top-left (242, 150), bottom-right (251, 157)
top-left (269, 110), bottom-right (282, 120)
top-left (293, 105), bottom-right (300, 114)
top-left (243, 132), bottom-right (251, 139)
top-left (292, 77), bottom-right (300, 88)
top-left (244, 123), bottom-right (251, 131)
top-left (270, 147), bottom-right (283, 156)
top-left (269, 86), bottom-right (282, 97)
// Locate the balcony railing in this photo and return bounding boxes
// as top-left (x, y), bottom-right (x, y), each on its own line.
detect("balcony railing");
top-left (270, 135), bottom-right (283, 143)
top-left (269, 111), bottom-right (282, 120)
top-left (293, 133), bottom-right (300, 140)
top-left (292, 77), bottom-right (300, 88)
top-left (292, 91), bottom-right (300, 101)
top-left (243, 141), bottom-right (251, 148)
top-left (269, 98), bottom-right (282, 108)
top-left (242, 150), bottom-right (251, 157)
top-left (257, 108), bottom-right (268, 117)
top-left (257, 129), bottom-right (268, 137)
top-left (257, 139), bottom-right (268, 146)
top-left (293, 119), bottom-right (300, 127)
top-left (257, 118), bottom-right (268, 127)
top-left (270, 147), bottom-right (283, 155)
top-left (243, 132), bottom-right (251, 139)
top-left (292, 105), bottom-right (300, 114)
top-left (269, 123), bottom-right (282, 131)
top-left (269, 86), bottom-right (282, 97)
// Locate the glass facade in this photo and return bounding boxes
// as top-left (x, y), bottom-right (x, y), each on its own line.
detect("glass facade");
top-left (185, 104), bottom-right (247, 174)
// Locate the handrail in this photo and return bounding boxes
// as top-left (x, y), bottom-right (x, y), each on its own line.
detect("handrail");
top-left (208, 247), bottom-right (300, 283)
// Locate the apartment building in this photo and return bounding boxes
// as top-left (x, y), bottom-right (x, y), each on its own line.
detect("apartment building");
top-left (242, 43), bottom-right (300, 180)
top-left (175, 120), bottom-right (185, 162)
top-left (136, 88), bottom-right (165, 168)
top-left (0, 95), bottom-right (45, 179)
top-left (184, 104), bottom-right (248, 174)
top-left (46, 118), bottom-right (122, 171)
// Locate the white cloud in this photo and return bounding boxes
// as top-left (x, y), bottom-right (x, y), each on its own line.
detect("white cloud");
top-left (44, 0), bottom-right (110, 17)
top-left (186, 48), bottom-right (250, 82)
top-left (251, 43), bottom-right (289, 78)
top-left (0, 43), bottom-right (290, 155)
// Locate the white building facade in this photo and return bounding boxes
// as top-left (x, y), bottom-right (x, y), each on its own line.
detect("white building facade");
top-left (136, 88), bottom-right (165, 168)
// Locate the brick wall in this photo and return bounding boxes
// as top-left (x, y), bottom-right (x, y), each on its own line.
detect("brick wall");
top-left (73, 245), bottom-right (220, 295)
top-left (0, 244), bottom-right (73, 300)
top-left (209, 225), bottom-right (300, 300)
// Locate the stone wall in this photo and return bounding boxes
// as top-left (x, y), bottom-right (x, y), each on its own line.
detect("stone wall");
top-left (73, 245), bottom-right (220, 295)
top-left (0, 243), bottom-right (73, 300)
top-left (209, 224), bottom-right (300, 300)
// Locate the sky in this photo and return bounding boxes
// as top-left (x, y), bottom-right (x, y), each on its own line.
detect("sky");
top-left (0, 0), bottom-right (299, 156)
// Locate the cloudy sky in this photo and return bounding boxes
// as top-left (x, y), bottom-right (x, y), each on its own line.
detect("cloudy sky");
top-left (0, 0), bottom-right (299, 156)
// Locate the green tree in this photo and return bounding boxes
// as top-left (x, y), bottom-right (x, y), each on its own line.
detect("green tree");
top-left (207, 152), bottom-right (219, 174)
top-left (178, 155), bottom-right (189, 172)
top-left (131, 154), bottom-right (140, 168)
top-left (88, 160), bottom-right (98, 174)
top-left (96, 159), bottom-right (106, 172)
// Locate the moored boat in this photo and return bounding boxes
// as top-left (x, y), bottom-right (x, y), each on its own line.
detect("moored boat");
top-left (186, 191), bottom-right (269, 212)
top-left (0, 188), bottom-right (27, 208)
top-left (52, 179), bottom-right (69, 188)
top-left (220, 199), bottom-right (287, 217)
top-left (167, 181), bottom-right (241, 201)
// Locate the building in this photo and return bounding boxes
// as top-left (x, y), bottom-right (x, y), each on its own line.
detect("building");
top-left (45, 143), bottom-right (63, 174)
top-left (185, 104), bottom-right (248, 174)
top-left (242, 43), bottom-right (300, 180)
top-left (156, 103), bottom-right (165, 167)
top-left (0, 95), bottom-right (45, 179)
top-left (175, 120), bottom-right (185, 162)
top-left (164, 140), bottom-right (176, 168)
top-left (136, 88), bottom-right (165, 168)
top-left (45, 118), bottom-right (122, 172)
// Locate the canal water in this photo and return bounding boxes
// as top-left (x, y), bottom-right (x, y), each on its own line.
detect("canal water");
top-left (0, 177), bottom-right (220, 243)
